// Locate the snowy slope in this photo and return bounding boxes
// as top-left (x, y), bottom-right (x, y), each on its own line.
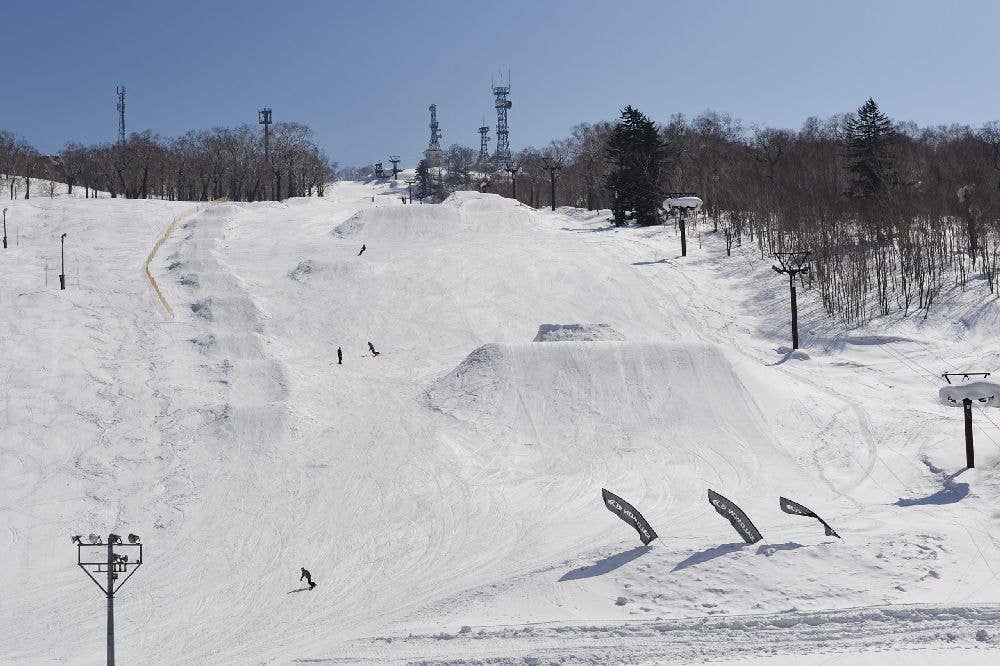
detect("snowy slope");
top-left (2, 181), bottom-right (999, 664)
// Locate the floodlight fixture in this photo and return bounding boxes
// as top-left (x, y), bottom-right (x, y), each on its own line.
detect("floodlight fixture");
top-left (76, 530), bottom-right (144, 665)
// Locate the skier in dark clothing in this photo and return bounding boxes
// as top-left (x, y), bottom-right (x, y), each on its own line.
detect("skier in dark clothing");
top-left (358, 244), bottom-right (366, 256)
top-left (337, 347), bottom-right (343, 364)
top-left (368, 341), bottom-right (379, 356)
top-left (300, 567), bottom-right (316, 589)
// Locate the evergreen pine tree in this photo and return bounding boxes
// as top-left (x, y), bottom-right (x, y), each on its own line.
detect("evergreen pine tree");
top-left (605, 106), bottom-right (666, 226)
top-left (416, 159), bottom-right (431, 201)
top-left (844, 97), bottom-right (895, 198)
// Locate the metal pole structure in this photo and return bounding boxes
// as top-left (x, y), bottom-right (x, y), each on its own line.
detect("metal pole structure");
top-left (549, 169), bottom-right (556, 210)
top-left (116, 86), bottom-right (126, 145)
top-left (2, 208), bottom-right (7, 249)
top-left (60, 233), bottom-right (67, 290)
top-left (789, 272), bottom-right (799, 350)
top-left (679, 210), bottom-right (688, 257)
top-left (76, 534), bottom-right (142, 666)
top-left (772, 252), bottom-right (811, 350)
top-left (963, 398), bottom-right (975, 468)
top-left (505, 164), bottom-right (519, 200)
top-left (542, 159), bottom-right (561, 211)
top-left (941, 372), bottom-right (991, 469)
top-left (258, 107), bottom-right (273, 162)
top-left (106, 541), bottom-right (115, 666)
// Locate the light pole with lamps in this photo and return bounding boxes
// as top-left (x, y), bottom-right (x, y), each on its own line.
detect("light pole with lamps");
top-left (75, 532), bottom-right (143, 665)
top-left (59, 233), bottom-right (67, 290)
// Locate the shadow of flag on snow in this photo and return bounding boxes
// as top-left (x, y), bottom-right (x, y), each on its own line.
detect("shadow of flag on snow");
top-left (779, 497), bottom-right (840, 538)
top-left (602, 489), bottom-right (657, 545)
top-left (708, 489), bottom-right (763, 544)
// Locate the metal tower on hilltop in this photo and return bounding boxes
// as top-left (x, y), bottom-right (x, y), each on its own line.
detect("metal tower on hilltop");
top-left (492, 74), bottom-right (512, 163)
top-left (258, 108), bottom-right (273, 160)
top-left (116, 85), bottom-right (126, 144)
top-left (477, 121), bottom-right (491, 164)
top-left (424, 104), bottom-right (444, 165)
top-left (389, 155), bottom-right (401, 180)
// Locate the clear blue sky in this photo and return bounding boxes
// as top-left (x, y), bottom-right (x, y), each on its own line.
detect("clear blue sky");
top-left (2, 0), bottom-right (998, 166)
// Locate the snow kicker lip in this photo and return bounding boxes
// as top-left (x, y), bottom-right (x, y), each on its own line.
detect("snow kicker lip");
top-left (533, 323), bottom-right (625, 342)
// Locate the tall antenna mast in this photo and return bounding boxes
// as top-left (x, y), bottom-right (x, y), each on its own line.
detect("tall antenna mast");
top-left (258, 107), bottom-right (273, 160)
top-left (116, 85), bottom-right (126, 144)
top-left (423, 104), bottom-right (444, 166)
top-left (429, 104), bottom-right (442, 150)
top-left (492, 73), bottom-right (512, 164)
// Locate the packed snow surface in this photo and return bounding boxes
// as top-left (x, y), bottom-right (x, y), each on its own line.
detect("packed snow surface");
top-left (2, 182), bottom-right (1000, 664)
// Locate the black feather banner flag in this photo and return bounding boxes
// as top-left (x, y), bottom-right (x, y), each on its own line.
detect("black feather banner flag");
top-left (602, 488), bottom-right (658, 545)
top-left (779, 496), bottom-right (840, 538)
top-left (707, 489), bottom-right (763, 544)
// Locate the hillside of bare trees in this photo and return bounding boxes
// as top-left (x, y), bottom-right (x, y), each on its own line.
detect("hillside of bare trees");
top-left (450, 101), bottom-right (1000, 324)
top-left (1, 122), bottom-right (334, 202)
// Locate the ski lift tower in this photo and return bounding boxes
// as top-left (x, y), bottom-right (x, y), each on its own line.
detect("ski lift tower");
top-left (939, 372), bottom-right (1000, 468)
top-left (389, 155), bottom-right (401, 180)
top-left (772, 250), bottom-right (811, 350)
top-left (663, 193), bottom-right (702, 258)
top-left (76, 532), bottom-right (143, 666)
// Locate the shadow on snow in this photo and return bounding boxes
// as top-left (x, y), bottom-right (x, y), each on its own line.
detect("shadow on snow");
top-left (672, 542), bottom-right (747, 572)
top-left (897, 467), bottom-right (971, 507)
top-left (558, 545), bottom-right (651, 581)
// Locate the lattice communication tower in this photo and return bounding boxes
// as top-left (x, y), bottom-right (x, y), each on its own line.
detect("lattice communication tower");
top-left (492, 79), bottom-right (512, 163)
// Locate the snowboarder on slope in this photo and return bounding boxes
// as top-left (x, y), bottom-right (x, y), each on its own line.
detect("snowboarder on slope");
top-left (368, 341), bottom-right (379, 356)
top-left (358, 244), bottom-right (366, 256)
top-left (300, 567), bottom-right (316, 589)
top-left (337, 347), bottom-right (343, 365)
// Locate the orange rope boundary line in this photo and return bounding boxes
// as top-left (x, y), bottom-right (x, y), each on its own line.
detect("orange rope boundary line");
top-left (145, 199), bottom-right (227, 318)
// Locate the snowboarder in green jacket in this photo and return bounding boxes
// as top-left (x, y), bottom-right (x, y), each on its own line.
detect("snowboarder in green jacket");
top-left (368, 341), bottom-right (379, 356)
top-left (300, 567), bottom-right (316, 589)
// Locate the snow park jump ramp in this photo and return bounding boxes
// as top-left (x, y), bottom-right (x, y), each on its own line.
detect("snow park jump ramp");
top-left (427, 342), bottom-right (795, 496)
top-left (424, 340), bottom-right (816, 544)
